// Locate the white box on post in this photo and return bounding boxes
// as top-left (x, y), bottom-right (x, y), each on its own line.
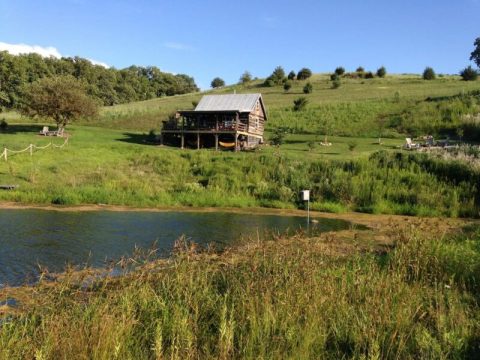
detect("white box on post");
top-left (301, 190), bottom-right (310, 201)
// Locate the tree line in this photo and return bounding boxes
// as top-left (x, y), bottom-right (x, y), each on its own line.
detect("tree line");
top-left (0, 52), bottom-right (199, 110)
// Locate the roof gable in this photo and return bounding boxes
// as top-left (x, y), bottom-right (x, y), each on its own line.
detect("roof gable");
top-left (195, 94), bottom-right (263, 112)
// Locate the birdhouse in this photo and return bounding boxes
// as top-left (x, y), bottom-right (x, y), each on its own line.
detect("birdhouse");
top-left (301, 190), bottom-right (310, 201)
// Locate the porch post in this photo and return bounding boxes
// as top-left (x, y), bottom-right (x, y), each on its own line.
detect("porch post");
top-left (215, 134), bottom-right (219, 151)
top-left (181, 134), bottom-right (185, 149)
top-left (197, 132), bottom-right (200, 149)
top-left (234, 133), bottom-right (238, 152)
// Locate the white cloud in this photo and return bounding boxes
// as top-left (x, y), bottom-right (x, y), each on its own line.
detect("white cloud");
top-left (0, 42), bottom-right (109, 68)
top-left (0, 42), bottom-right (62, 58)
top-left (163, 42), bottom-right (194, 51)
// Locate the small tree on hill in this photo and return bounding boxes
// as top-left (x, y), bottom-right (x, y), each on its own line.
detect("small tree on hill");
top-left (19, 75), bottom-right (98, 129)
top-left (211, 77), bottom-right (225, 88)
top-left (460, 66), bottom-right (478, 81)
top-left (303, 82), bottom-right (313, 94)
top-left (356, 66), bottom-right (365, 73)
top-left (239, 71), bottom-right (252, 84)
top-left (297, 68), bottom-right (312, 80)
top-left (287, 71), bottom-right (296, 80)
top-left (376, 66), bottom-right (387, 78)
top-left (335, 67), bottom-right (345, 76)
top-left (270, 127), bottom-right (287, 146)
top-left (470, 37), bottom-right (480, 68)
top-left (331, 78), bottom-right (341, 89)
top-left (293, 97), bottom-right (308, 111)
top-left (423, 67), bottom-right (436, 80)
top-left (283, 81), bottom-right (292, 92)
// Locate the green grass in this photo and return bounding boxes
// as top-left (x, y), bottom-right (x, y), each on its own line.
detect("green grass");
top-left (0, 125), bottom-right (478, 218)
top-left (1, 223), bottom-right (480, 359)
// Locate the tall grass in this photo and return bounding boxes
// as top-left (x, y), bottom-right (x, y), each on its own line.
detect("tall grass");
top-left (1, 226), bottom-right (479, 358)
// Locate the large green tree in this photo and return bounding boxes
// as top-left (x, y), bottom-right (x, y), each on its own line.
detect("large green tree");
top-left (19, 76), bottom-right (98, 128)
top-left (470, 37), bottom-right (480, 68)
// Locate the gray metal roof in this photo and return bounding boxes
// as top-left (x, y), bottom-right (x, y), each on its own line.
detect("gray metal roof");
top-left (195, 94), bottom-right (262, 112)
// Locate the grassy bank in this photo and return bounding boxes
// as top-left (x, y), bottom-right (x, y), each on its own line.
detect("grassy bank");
top-left (0, 125), bottom-right (479, 217)
top-left (1, 218), bottom-right (479, 359)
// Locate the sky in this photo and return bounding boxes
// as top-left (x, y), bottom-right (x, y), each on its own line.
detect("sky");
top-left (0, 0), bottom-right (479, 89)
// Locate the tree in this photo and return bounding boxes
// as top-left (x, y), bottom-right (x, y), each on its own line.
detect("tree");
top-left (356, 66), bottom-right (365, 73)
top-left (297, 68), bottom-right (312, 80)
top-left (331, 78), bottom-right (341, 89)
top-left (376, 66), bottom-right (387, 78)
top-left (460, 66), bottom-right (478, 81)
top-left (239, 71), bottom-right (252, 84)
top-left (293, 97), bottom-right (308, 111)
top-left (303, 82), bottom-right (313, 94)
top-left (287, 71), bottom-right (296, 80)
top-left (19, 75), bottom-right (98, 128)
top-left (470, 37), bottom-right (480, 68)
top-left (211, 77), bottom-right (225, 88)
top-left (423, 67), bottom-right (436, 80)
top-left (335, 67), bottom-right (345, 76)
top-left (283, 81), bottom-right (292, 92)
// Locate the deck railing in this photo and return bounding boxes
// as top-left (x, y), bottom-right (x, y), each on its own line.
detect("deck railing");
top-left (163, 121), bottom-right (250, 132)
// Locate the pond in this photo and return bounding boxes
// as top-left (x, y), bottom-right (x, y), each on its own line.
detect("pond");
top-left (0, 209), bottom-right (356, 287)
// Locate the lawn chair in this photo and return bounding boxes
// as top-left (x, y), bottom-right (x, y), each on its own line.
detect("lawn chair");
top-left (39, 126), bottom-right (49, 136)
top-left (404, 138), bottom-right (419, 149)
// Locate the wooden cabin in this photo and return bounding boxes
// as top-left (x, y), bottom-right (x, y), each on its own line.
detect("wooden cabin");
top-left (161, 93), bottom-right (267, 150)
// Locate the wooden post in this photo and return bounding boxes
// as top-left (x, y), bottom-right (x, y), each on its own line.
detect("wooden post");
top-left (30, 144), bottom-right (33, 156)
top-left (234, 133), bottom-right (238, 152)
top-left (181, 134), bottom-right (185, 149)
top-left (197, 133), bottom-right (200, 150)
top-left (215, 134), bottom-right (219, 151)
top-left (3, 148), bottom-right (6, 161)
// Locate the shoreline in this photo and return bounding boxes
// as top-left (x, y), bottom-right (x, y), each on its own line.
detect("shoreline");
top-left (0, 201), bottom-right (475, 229)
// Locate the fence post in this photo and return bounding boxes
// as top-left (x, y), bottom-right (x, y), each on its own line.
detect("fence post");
top-left (30, 144), bottom-right (33, 156)
top-left (3, 148), bottom-right (7, 161)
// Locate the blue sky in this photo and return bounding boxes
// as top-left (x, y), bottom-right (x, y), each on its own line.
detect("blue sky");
top-left (0, 0), bottom-right (479, 89)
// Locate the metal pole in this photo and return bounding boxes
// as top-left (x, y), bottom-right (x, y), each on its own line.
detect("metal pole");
top-left (307, 198), bottom-right (310, 228)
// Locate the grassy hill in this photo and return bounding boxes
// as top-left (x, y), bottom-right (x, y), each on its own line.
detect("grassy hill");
top-left (89, 74), bottom-right (480, 140)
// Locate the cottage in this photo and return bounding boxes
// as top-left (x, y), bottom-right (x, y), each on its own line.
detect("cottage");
top-left (161, 93), bottom-right (267, 150)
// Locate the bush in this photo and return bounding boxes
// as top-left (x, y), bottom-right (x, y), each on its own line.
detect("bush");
top-left (293, 97), bottom-right (309, 111)
top-left (283, 82), bottom-right (292, 92)
top-left (356, 66), bottom-right (365, 73)
top-left (348, 140), bottom-right (358, 151)
top-left (365, 71), bottom-right (375, 79)
top-left (331, 78), bottom-right (341, 89)
top-left (287, 71), bottom-right (296, 80)
top-left (330, 73), bottom-right (339, 81)
top-left (297, 68), bottom-right (313, 80)
top-left (335, 67), bottom-right (345, 76)
top-left (211, 77), bottom-right (225, 88)
top-left (270, 127), bottom-right (287, 146)
top-left (303, 82), bottom-right (313, 94)
top-left (0, 119), bottom-right (7, 131)
top-left (263, 78), bottom-right (275, 87)
top-left (460, 66), bottom-right (478, 81)
top-left (423, 67), bottom-right (436, 80)
top-left (376, 66), bottom-right (387, 78)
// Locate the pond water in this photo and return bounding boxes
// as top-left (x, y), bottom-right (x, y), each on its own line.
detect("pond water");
top-left (0, 209), bottom-right (355, 287)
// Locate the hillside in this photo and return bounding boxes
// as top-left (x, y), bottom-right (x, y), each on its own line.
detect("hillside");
top-left (91, 74), bottom-right (480, 140)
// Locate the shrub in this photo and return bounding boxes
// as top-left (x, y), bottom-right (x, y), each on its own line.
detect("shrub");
top-left (293, 97), bottom-right (308, 111)
top-left (270, 127), bottom-right (287, 146)
top-left (423, 67), bottom-right (436, 80)
top-left (303, 82), bottom-right (313, 94)
top-left (348, 140), bottom-right (358, 151)
top-left (330, 73), bottom-right (339, 81)
top-left (287, 71), bottom-right (296, 80)
top-left (297, 68), bottom-right (313, 80)
top-left (335, 67), bottom-right (345, 76)
top-left (356, 66), bottom-right (365, 73)
top-left (331, 78), bottom-right (341, 89)
top-left (263, 78), bottom-right (275, 87)
top-left (460, 66), bottom-right (478, 81)
top-left (211, 77), bottom-right (225, 88)
top-left (376, 66), bottom-right (387, 78)
top-left (283, 81), bottom-right (292, 92)
top-left (365, 71), bottom-right (375, 79)
top-left (0, 119), bottom-right (7, 131)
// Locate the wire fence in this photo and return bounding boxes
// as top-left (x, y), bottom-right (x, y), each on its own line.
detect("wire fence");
top-left (1, 137), bottom-right (69, 161)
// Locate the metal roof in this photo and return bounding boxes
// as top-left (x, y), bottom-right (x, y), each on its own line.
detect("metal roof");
top-left (195, 94), bottom-right (262, 112)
